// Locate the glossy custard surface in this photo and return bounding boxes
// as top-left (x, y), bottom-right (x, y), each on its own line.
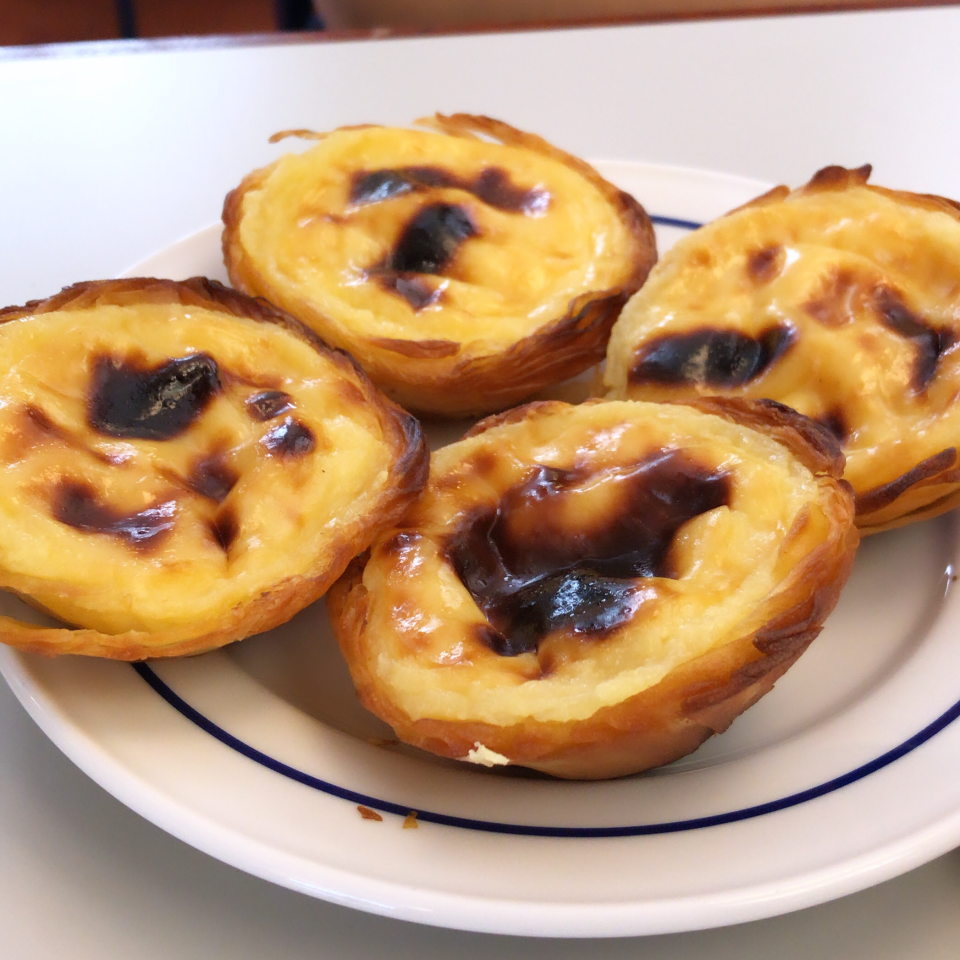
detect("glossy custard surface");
top-left (231, 125), bottom-right (638, 346)
top-left (0, 301), bottom-right (403, 635)
top-left (605, 170), bottom-right (960, 528)
top-left (345, 400), bottom-right (836, 726)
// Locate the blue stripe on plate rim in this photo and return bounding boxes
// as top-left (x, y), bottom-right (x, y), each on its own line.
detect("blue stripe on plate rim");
top-left (131, 209), bottom-right (960, 837)
top-left (132, 662), bottom-right (960, 838)
top-left (649, 214), bottom-right (703, 231)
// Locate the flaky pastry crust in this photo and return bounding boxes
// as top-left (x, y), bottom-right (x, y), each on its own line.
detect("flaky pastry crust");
top-left (0, 278), bottom-right (427, 659)
top-left (223, 114), bottom-right (656, 416)
top-left (605, 164), bottom-right (960, 533)
top-left (329, 398), bottom-right (858, 779)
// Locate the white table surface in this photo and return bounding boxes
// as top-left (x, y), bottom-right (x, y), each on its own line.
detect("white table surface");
top-left (2, 8), bottom-right (960, 955)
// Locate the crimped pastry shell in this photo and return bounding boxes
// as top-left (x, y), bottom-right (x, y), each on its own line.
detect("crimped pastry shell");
top-left (0, 277), bottom-right (427, 659)
top-left (223, 114), bottom-right (656, 416)
top-left (605, 164), bottom-right (960, 534)
top-left (329, 397), bottom-right (858, 779)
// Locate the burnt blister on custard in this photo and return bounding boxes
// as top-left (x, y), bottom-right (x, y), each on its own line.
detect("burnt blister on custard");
top-left (187, 450), bottom-right (239, 504)
top-left (352, 166), bottom-right (550, 311)
top-left (814, 408), bottom-right (850, 444)
top-left (370, 274), bottom-right (444, 312)
top-left (208, 504), bottom-right (240, 553)
top-left (245, 389), bottom-right (295, 421)
top-left (363, 202), bottom-right (478, 311)
top-left (387, 202), bottom-right (478, 275)
top-left (261, 416), bottom-right (316, 458)
top-left (19, 404), bottom-right (116, 465)
top-left (448, 450), bottom-right (731, 656)
top-left (629, 325), bottom-right (795, 388)
top-left (52, 478), bottom-right (177, 551)
top-left (746, 245), bottom-right (785, 284)
top-left (874, 287), bottom-right (957, 392)
top-left (802, 267), bottom-right (868, 328)
top-left (88, 353), bottom-right (221, 441)
top-left (349, 165), bottom-right (550, 215)
top-left (77, 348), bottom-right (317, 558)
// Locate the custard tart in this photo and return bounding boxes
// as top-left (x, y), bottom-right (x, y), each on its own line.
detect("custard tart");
top-left (0, 278), bottom-right (427, 659)
top-left (605, 164), bottom-right (960, 533)
top-left (328, 398), bottom-right (858, 779)
top-left (223, 114), bottom-right (656, 416)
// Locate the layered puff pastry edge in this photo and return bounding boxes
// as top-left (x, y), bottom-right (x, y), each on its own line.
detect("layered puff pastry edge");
top-left (328, 398), bottom-right (858, 779)
top-left (605, 164), bottom-right (960, 534)
top-left (223, 114), bottom-right (656, 416)
top-left (0, 278), bottom-right (427, 659)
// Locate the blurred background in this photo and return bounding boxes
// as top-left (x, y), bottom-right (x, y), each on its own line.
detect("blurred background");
top-left (1, 0), bottom-right (872, 47)
top-left (3, 0), bottom-right (308, 45)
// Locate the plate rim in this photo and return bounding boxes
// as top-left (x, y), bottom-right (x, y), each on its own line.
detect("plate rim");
top-left (3, 159), bottom-right (960, 937)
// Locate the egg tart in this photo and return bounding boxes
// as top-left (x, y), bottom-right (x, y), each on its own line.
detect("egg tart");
top-left (328, 398), bottom-right (858, 779)
top-left (0, 278), bottom-right (427, 659)
top-left (223, 114), bottom-right (656, 416)
top-left (605, 164), bottom-right (960, 533)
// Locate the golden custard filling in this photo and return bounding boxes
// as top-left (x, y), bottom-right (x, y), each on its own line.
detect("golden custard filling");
top-left (232, 124), bottom-right (639, 346)
top-left (352, 401), bottom-right (835, 726)
top-left (605, 168), bottom-right (960, 527)
top-left (0, 301), bottom-right (400, 635)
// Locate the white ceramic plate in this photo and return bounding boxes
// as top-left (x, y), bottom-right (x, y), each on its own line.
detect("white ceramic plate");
top-left (2, 162), bottom-right (960, 938)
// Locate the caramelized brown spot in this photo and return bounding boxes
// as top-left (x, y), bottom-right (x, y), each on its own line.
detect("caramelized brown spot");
top-left (379, 530), bottom-right (423, 561)
top-left (803, 268), bottom-right (865, 327)
top-left (536, 632), bottom-right (603, 678)
top-left (16, 406), bottom-right (70, 455)
top-left (389, 202), bottom-right (477, 275)
top-left (363, 202), bottom-right (477, 308)
top-left (246, 390), bottom-right (294, 422)
top-left (874, 287), bottom-right (957, 391)
top-left (448, 450), bottom-right (731, 656)
top-left (467, 448), bottom-right (500, 478)
top-left (15, 406), bottom-right (115, 465)
top-left (747, 245), bottom-right (784, 284)
top-left (209, 505), bottom-right (239, 552)
top-left (373, 274), bottom-right (444, 311)
top-left (630, 326), bottom-right (795, 388)
top-left (350, 169), bottom-right (415, 205)
top-left (88, 353), bottom-right (220, 440)
top-left (433, 449), bottom-right (500, 494)
top-left (350, 165), bottom-right (549, 215)
top-left (474, 167), bottom-right (548, 214)
top-left (814, 409), bottom-right (849, 443)
top-left (534, 646), bottom-right (558, 678)
top-left (472, 623), bottom-right (509, 655)
top-left (399, 275), bottom-right (442, 310)
top-left (856, 447), bottom-right (957, 516)
top-left (261, 417), bottom-right (316, 458)
top-left (51, 479), bottom-right (176, 550)
top-left (25, 405), bottom-right (56, 434)
top-left (189, 451), bottom-right (238, 503)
